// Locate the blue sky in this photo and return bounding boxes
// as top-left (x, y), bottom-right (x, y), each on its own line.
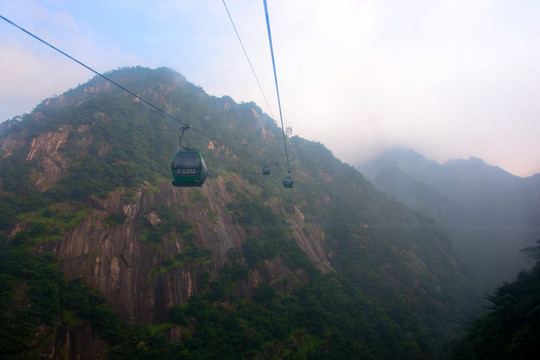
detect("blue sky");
top-left (1, 0), bottom-right (539, 176)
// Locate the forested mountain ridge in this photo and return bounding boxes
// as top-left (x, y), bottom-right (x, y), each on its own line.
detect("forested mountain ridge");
top-left (359, 148), bottom-right (540, 289)
top-left (1, 67), bottom-right (478, 359)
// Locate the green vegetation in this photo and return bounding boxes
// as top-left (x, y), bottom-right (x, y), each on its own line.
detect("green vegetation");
top-left (141, 206), bottom-right (195, 246)
top-left (169, 272), bottom-right (428, 359)
top-left (28, 204), bottom-right (89, 241)
top-left (151, 246), bottom-right (213, 276)
top-left (0, 147), bottom-right (44, 231)
top-left (227, 193), bottom-right (312, 271)
top-left (0, 231), bottom-right (65, 357)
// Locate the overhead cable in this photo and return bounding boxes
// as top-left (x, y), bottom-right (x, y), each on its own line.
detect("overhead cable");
top-left (221, 0), bottom-right (274, 119)
top-left (262, 0), bottom-right (290, 171)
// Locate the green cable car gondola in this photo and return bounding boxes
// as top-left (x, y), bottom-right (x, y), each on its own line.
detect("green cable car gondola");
top-left (171, 148), bottom-right (208, 187)
top-left (262, 165), bottom-right (271, 175)
top-left (171, 125), bottom-right (208, 187)
top-left (283, 175), bottom-right (293, 188)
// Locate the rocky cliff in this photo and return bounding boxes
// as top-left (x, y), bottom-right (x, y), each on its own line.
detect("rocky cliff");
top-left (45, 177), bottom-right (330, 325)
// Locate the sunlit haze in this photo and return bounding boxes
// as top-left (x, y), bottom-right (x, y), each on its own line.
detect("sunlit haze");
top-left (1, 0), bottom-right (539, 176)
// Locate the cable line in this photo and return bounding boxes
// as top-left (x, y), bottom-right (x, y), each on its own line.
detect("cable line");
top-left (0, 14), bottom-right (237, 154)
top-left (262, 0), bottom-right (291, 172)
top-left (221, 0), bottom-right (274, 119)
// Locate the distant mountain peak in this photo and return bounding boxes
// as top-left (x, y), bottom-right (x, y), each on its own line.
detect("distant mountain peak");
top-left (380, 147), bottom-right (427, 162)
top-left (444, 156), bottom-right (486, 167)
top-left (443, 156), bottom-right (519, 182)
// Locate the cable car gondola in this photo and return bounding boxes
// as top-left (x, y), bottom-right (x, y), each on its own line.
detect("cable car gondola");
top-left (283, 175), bottom-right (293, 188)
top-left (262, 165), bottom-right (271, 175)
top-left (171, 126), bottom-right (208, 187)
top-left (171, 149), bottom-right (208, 187)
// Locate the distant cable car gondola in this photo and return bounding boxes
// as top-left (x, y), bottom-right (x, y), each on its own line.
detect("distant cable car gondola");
top-left (171, 126), bottom-right (208, 187)
top-left (262, 165), bottom-right (271, 175)
top-left (283, 175), bottom-right (293, 188)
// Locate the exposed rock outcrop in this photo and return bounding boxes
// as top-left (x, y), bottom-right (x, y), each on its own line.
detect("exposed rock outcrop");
top-left (46, 172), bottom-right (331, 324)
top-left (288, 206), bottom-right (333, 274)
top-left (46, 323), bottom-right (108, 360)
top-left (26, 126), bottom-right (70, 191)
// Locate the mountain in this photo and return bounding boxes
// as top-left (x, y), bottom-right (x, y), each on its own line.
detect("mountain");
top-left (1, 67), bottom-right (479, 359)
top-left (359, 147), bottom-right (540, 289)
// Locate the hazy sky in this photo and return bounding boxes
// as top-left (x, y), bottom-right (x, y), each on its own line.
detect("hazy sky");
top-left (1, 0), bottom-right (539, 176)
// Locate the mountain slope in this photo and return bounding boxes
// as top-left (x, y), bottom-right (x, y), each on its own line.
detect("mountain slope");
top-left (359, 148), bottom-right (540, 288)
top-left (1, 67), bottom-right (479, 359)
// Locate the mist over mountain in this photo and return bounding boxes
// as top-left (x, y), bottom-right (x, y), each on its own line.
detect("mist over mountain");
top-left (359, 147), bottom-right (540, 289)
top-left (1, 67), bottom-right (484, 359)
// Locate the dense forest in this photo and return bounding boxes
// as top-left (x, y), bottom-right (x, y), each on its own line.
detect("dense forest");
top-left (0, 66), bottom-right (534, 359)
